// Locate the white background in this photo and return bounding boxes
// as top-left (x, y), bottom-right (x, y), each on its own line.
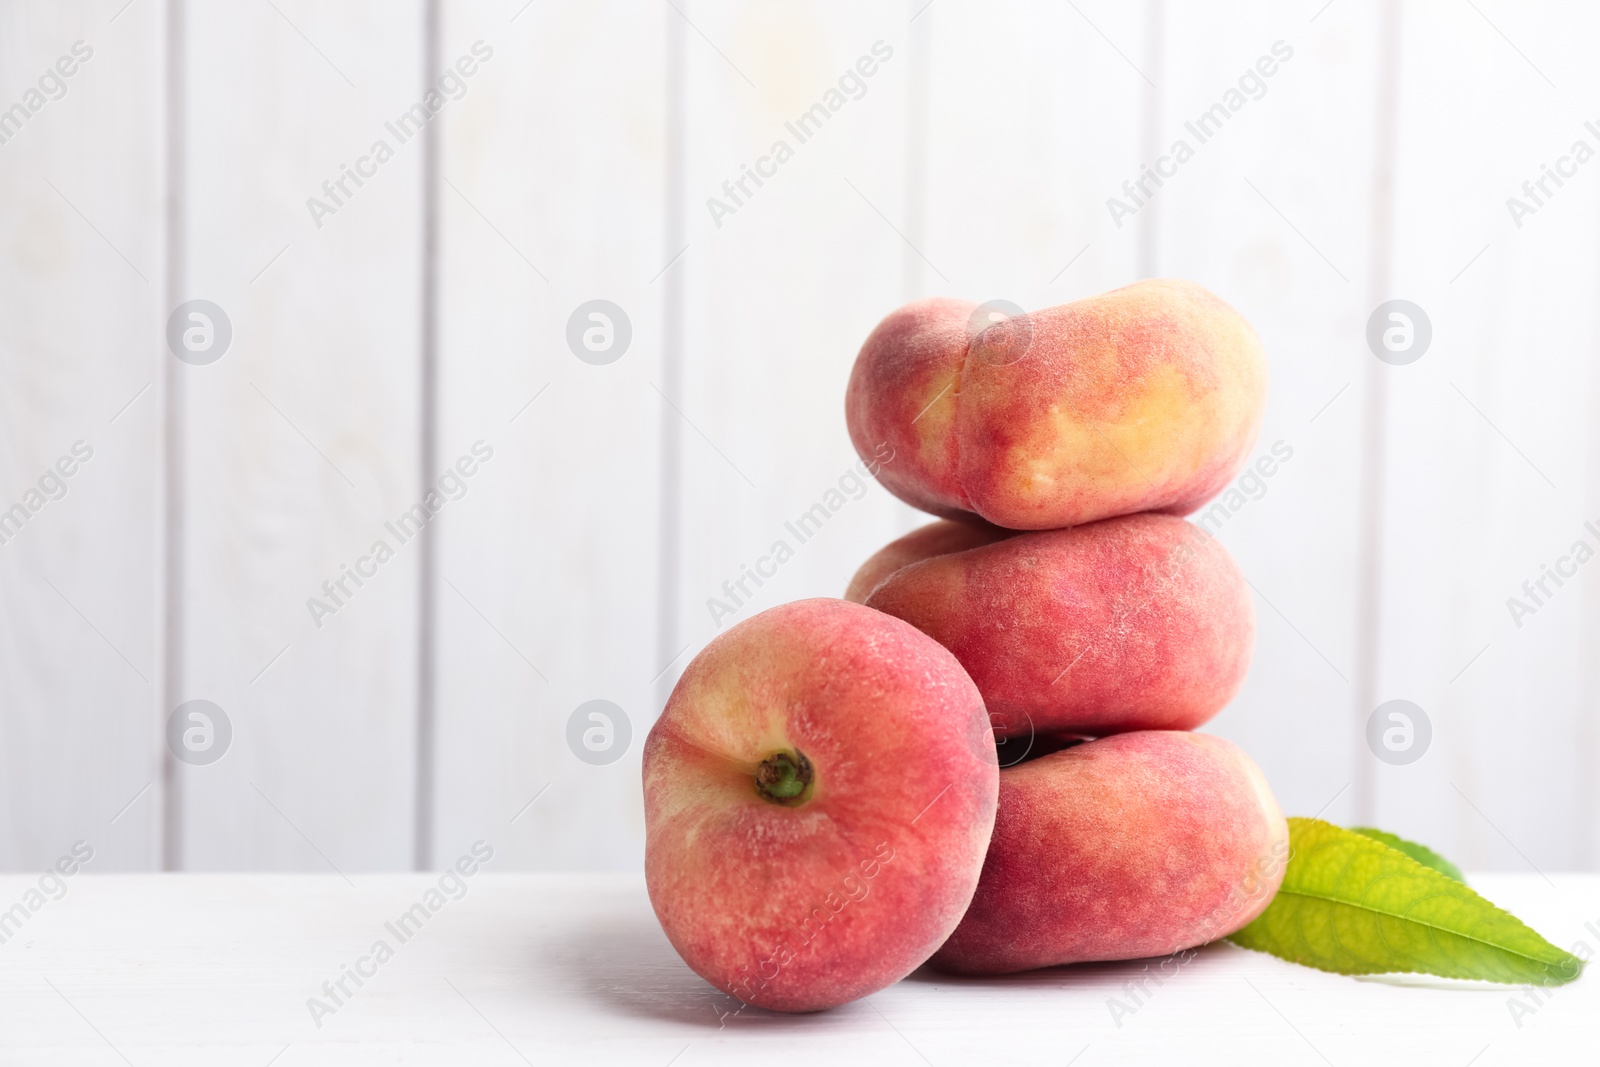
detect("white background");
top-left (2, 0), bottom-right (1598, 878)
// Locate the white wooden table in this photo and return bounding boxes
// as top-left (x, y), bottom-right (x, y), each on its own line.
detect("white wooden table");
top-left (1, 873), bottom-right (1594, 1065)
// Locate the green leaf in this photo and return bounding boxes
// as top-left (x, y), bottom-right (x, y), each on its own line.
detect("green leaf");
top-left (1350, 826), bottom-right (1466, 884)
top-left (1227, 818), bottom-right (1583, 986)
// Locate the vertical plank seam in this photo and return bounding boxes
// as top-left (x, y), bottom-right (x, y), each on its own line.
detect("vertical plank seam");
top-left (414, 0), bottom-right (442, 871)
top-left (1352, 0), bottom-right (1404, 827)
top-left (1137, 0), bottom-right (1165, 278)
top-left (890, 0), bottom-right (933, 538)
top-left (1578, 205), bottom-right (1600, 870)
top-left (903, 0), bottom-right (929, 301)
top-left (655, 5), bottom-right (687, 715)
top-left (160, 0), bottom-right (187, 872)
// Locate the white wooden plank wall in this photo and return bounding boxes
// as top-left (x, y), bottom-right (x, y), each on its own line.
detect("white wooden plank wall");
top-left (1373, 0), bottom-right (1600, 872)
top-left (673, 0), bottom-right (916, 709)
top-left (431, 0), bottom-right (667, 870)
top-left (1, 0), bottom-right (1597, 874)
top-left (175, 0), bottom-right (428, 872)
top-left (1154, 2), bottom-right (1381, 849)
top-left (0, 0), bottom-right (432, 874)
top-left (0, 2), bottom-right (165, 870)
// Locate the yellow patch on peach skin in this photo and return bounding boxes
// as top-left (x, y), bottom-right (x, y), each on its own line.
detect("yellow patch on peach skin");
top-left (1238, 748), bottom-right (1290, 861)
top-left (904, 370), bottom-right (962, 483)
top-left (998, 363), bottom-right (1209, 502)
top-left (998, 362), bottom-right (1230, 505)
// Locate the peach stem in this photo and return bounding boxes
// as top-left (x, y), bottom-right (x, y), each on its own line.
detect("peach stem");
top-left (754, 750), bottom-right (813, 806)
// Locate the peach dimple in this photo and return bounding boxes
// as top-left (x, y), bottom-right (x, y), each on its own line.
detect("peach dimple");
top-left (844, 296), bottom-right (975, 519)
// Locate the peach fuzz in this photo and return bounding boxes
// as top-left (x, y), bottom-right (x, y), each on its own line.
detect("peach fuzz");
top-left (931, 731), bottom-right (1288, 975)
top-left (843, 518), bottom-right (1013, 604)
top-left (642, 598), bottom-right (997, 1012)
top-left (864, 513), bottom-right (1253, 737)
top-left (844, 279), bottom-right (1267, 530)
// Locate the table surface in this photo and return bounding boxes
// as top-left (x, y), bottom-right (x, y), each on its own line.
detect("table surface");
top-left (0, 872), bottom-right (1594, 1066)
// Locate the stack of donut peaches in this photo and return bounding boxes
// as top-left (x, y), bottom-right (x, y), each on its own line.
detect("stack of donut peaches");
top-left (643, 279), bottom-right (1289, 1012)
